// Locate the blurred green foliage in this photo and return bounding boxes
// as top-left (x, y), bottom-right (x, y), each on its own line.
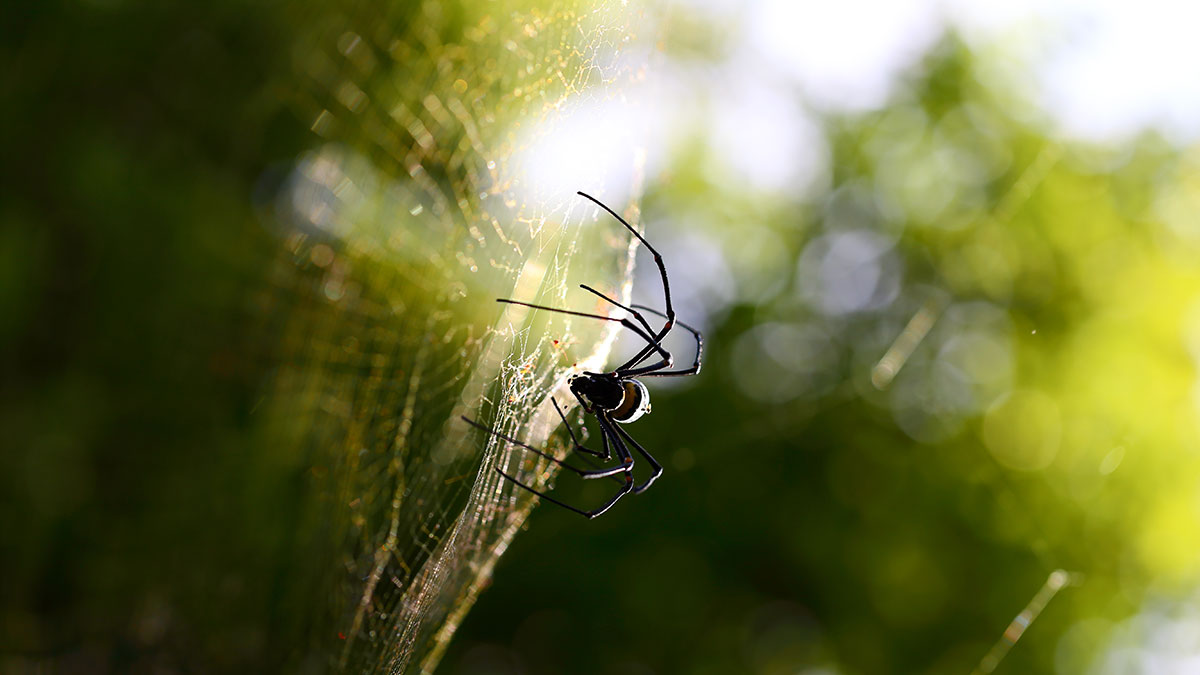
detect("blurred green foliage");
top-left (1, 0), bottom-right (467, 670)
top-left (440, 38), bottom-right (1200, 675)
top-left (2, 0), bottom-right (313, 670)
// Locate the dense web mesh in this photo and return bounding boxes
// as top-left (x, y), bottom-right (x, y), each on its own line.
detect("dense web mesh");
top-left (256, 1), bottom-right (648, 671)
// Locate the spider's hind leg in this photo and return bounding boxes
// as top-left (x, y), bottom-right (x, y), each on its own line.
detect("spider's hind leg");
top-left (612, 422), bottom-right (663, 494)
top-left (495, 466), bottom-right (633, 519)
top-left (461, 416), bottom-right (626, 480)
top-left (464, 413), bottom-right (637, 518)
top-left (552, 397), bottom-right (607, 460)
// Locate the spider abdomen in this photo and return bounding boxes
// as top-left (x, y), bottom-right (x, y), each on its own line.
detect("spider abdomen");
top-left (610, 380), bottom-right (651, 424)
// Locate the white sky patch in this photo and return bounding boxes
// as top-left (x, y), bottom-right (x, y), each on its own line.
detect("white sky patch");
top-left (746, 0), bottom-right (943, 111)
top-left (675, 0), bottom-right (1200, 143)
top-left (1083, 593), bottom-right (1200, 674)
top-left (941, 0), bottom-right (1051, 41)
top-left (509, 93), bottom-right (659, 208)
top-left (797, 230), bottom-right (901, 316)
top-left (519, 0), bottom-right (1200, 206)
top-left (945, 0), bottom-right (1200, 143)
top-left (708, 76), bottom-right (829, 194)
top-left (1033, 0), bottom-right (1200, 143)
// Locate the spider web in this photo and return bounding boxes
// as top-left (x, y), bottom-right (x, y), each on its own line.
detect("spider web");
top-left (256, 1), bottom-right (650, 671)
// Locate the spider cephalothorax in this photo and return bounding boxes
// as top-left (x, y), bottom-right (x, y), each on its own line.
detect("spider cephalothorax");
top-left (463, 191), bottom-right (702, 518)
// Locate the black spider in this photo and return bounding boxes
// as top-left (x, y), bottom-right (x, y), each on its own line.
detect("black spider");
top-left (463, 191), bottom-right (703, 518)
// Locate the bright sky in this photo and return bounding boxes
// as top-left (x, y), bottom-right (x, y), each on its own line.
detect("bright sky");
top-left (717, 0), bottom-right (1200, 194)
top-left (737, 0), bottom-right (1200, 142)
top-left (517, 0), bottom-right (1200, 205)
top-left (510, 0), bottom-right (1200, 351)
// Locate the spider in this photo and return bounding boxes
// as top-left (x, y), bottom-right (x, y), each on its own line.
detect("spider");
top-left (462, 191), bottom-right (703, 518)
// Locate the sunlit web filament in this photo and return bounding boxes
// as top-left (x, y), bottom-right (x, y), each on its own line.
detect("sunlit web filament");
top-left (871, 296), bottom-right (943, 389)
top-left (972, 569), bottom-right (1076, 674)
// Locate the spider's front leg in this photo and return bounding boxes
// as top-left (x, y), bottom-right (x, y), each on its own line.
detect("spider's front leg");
top-left (495, 298), bottom-right (674, 378)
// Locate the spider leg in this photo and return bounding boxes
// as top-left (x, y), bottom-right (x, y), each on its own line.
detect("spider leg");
top-left (579, 284), bottom-right (657, 337)
top-left (569, 388), bottom-right (594, 418)
top-left (461, 416), bottom-right (627, 479)
top-left (573, 451), bottom-right (626, 486)
top-left (495, 298), bottom-right (672, 369)
top-left (496, 466), bottom-right (633, 519)
top-left (550, 397), bottom-right (606, 458)
top-left (577, 191), bottom-right (676, 344)
top-left (549, 397), bottom-right (624, 485)
top-left (494, 469), bottom-right (598, 518)
top-left (624, 304), bottom-right (703, 378)
top-left (494, 413), bottom-right (635, 519)
top-left (578, 284), bottom-right (672, 374)
top-left (612, 422), bottom-right (663, 494)
top-left (586, 413), bottom-right (637, 515)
